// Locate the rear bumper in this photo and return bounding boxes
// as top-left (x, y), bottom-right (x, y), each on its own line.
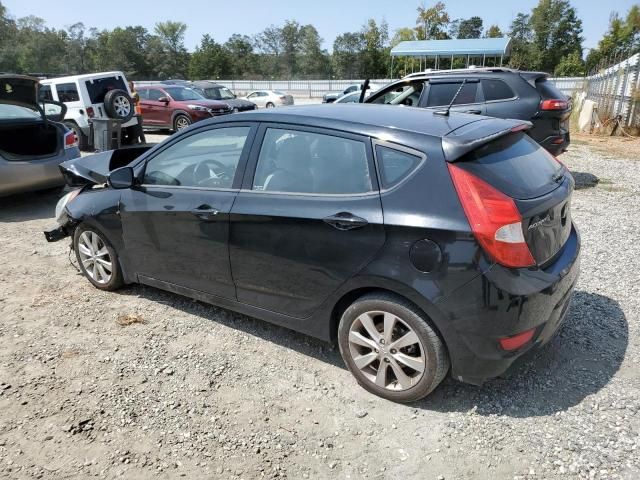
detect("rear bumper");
top-left (435, 224), bottom-right (581, 385)
top-left (539, 131), bottom-right (570, 155)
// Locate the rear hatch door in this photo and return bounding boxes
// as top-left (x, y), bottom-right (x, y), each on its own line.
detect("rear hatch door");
top-left (445, 124), bottom-right (573, 265)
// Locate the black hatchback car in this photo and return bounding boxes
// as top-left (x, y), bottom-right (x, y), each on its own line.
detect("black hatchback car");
top-left (45, 104), bottom-right (580, 402)
top-left (366, 68), bottom-right (572, 155)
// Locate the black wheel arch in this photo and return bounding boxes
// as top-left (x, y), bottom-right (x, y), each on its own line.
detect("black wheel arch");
top-left (171, 110), bottom-right (193, 127)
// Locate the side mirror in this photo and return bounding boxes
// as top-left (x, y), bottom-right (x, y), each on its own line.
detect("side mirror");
top-left (39, 101), bottom-right (67, 122)
top-left (108, 166), bottom-right (135, 189)
top-left (158, 96), bottom-right (170, 103)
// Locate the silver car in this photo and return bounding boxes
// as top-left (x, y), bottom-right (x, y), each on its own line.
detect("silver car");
top-left (0, 75), bottom-right (81, 197)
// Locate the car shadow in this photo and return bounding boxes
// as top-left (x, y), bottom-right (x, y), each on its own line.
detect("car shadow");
top-left (571, 170), bottom-right (599, 189)
top-left (418, 290), bottom-right (627, 417)
top-left (117, 287), bottom-right (626, 417)
top-left (0, 187), bottom-right (62, 223)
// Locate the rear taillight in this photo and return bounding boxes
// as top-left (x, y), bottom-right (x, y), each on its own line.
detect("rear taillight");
top-left (499, 328), bottom-right (536, 351)
top-left (447, 163), bottom-right (535, 268)
top-left (86, 106), bottom-right (95, 118)
top-left (64, 130), bottom-right (78, 149)
top-left (540, 99), bottom-right (568, 111)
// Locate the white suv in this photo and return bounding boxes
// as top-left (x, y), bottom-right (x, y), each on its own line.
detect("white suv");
top-left (40, 71), bottom-right (138, 150)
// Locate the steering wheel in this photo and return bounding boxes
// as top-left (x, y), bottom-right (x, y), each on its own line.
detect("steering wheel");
top-left (193, 159), bottom-right (230, 187)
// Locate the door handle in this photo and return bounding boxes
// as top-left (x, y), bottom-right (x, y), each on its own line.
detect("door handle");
top-left (465, 109), bottom-right (482, 114)
top-left (190, 204), bottom-right (219, 220)
top-left (323, 212), bottom-right (368, 231)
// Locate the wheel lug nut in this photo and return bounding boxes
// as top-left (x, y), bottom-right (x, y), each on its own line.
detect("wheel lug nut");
top-left (390, 349), bottom-right (397, 354)
top-left (379, 339), bottom-right (385, 345)
top-left (383, 357), bottom-right (390, 363)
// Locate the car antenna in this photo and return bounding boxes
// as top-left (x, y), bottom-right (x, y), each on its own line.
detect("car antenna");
top-left (434, 79), bottom-right (467, 116)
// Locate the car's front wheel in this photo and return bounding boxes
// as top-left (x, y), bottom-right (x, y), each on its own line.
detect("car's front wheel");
top-left (338, 293), bottom-right (449, 402)
top-left (265, 102), bottom-right (275, 108)
top-left (74, 224), bottom-right (123, 291)
top-left (173, 114), bottom-right (191, 131)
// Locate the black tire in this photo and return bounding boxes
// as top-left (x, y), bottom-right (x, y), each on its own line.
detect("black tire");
top-left (64, 122), bottom-right (89, 150)
top-left (103, 89), bottom-right (134, 122)
top-left (173, 113), bottom-right (191, 132)
top-left (265, 102), bottom-right (275, 108)
top-left (338, 292), bottom-right (449, 403)
top-left (73, 224), bottom-right (124, 291)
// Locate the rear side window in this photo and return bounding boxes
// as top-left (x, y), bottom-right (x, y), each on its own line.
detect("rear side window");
top-left (137, 89), bottom-right (148, 100)
top-left (481, 79), bottom-right (515, 101)
top-left (457, 133), bottom-right (563, 200)
top-left (375, 146), bottom-right (423, 189)
top-left (85, 77), bottom-right (127, 104)
top-left (427, 82), bottom-right (478, 107)
top-left (536, 78), bottom-right (566, 100)
top-left (253, 128), bottom-right (372, 195)
top-left (147, 89), bottom-right (165, 101)
top-left (56, 83), bottom-right (80, 102)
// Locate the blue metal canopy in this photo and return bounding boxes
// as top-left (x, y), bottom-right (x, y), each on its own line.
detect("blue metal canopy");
top-left (391, 37), bottom-right (511, 57)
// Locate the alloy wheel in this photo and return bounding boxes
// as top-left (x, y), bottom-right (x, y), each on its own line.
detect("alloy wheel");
top-left (77, 231), bottom-right (113, 284)
top-left (175, 116), bottom-right (190, 130)
top-left (348, 310), bottom-right (426, 391)
top-left (113, 96), bottom-right (131, 118)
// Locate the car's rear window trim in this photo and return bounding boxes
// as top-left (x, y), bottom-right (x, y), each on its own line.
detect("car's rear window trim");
top-left (372, 139), bottom-right (427, 194)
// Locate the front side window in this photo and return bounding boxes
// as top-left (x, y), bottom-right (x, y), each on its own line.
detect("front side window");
top-left (147, 89), bottom-right (165, 101)
top-left (375, 145), bottom-right (423, 189)
top-left (55, 83), bottom-right (80, 103)
top-left (253, 128), bottom-right (372, 195)
top-left (426, 82), bottom-right (478, 107)
top-left (39, 85), bottom-right (53, 102)
top-left (482, 79), bottom-right (515, 101)
top-left (143, 126), bottom-right (251, 188)
top-left (369, 81), bottom-right (424, 107)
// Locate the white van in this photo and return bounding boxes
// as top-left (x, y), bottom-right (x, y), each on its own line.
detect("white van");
top-left (40, 71), bottom-right (138, 149)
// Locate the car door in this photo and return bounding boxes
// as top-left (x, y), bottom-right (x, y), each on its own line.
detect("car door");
top-left (139, 88), bottom-right (169, 126)
top-left (420, 79), bottom-right (486, 115)
top-left (119, 123), bottom-right (257, 299)
top-left (229, 124), bottom-right (385, 318)
top-left (247, 91), bottom-right (266, 108)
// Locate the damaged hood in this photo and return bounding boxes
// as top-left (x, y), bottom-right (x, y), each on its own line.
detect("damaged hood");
top-left (59, 146), bottom-right (152, 186)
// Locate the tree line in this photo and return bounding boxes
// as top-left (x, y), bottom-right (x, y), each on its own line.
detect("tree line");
top-left (0, 1), bottom-right (638, 80)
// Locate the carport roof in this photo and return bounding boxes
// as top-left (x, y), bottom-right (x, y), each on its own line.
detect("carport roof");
top-left (391, 37), bottom-right (511, 57)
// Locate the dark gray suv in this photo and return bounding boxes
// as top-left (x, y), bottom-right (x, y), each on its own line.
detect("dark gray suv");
top-left (366, 68), bottom-right (572, 155)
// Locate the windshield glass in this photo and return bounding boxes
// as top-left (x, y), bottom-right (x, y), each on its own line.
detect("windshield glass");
top-left (165, 87), bottom-right (204, 101)
top-left (0, 104), bottom-right (40, 119)
top-left (205, 87), bottom-right (235, 100)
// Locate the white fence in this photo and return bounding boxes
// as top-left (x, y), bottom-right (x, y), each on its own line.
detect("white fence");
top-left (549, 53), bottom-right (640, 127)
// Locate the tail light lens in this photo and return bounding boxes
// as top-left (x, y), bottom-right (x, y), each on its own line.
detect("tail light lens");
top-left (447, 163), bottom-right (535, 268)
top-left (499, 328), bottom-right (536, 351)
top-left (86, 106), bottom-right (95, 118)
top-left (540, 99), bottom-right (568, 111)
top-left (64, 130), bottom-right (78, 149)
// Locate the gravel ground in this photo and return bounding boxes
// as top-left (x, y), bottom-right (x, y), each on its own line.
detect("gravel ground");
top-left (0, 136), bottom-right (638, 480)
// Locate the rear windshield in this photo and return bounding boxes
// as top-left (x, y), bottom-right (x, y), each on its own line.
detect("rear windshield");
top-left (457, 132), bottom-right (563, 200)
top-left (85, 76), bottom-right (127, 104)
top-left (536, 78), bottom-right (567, 100)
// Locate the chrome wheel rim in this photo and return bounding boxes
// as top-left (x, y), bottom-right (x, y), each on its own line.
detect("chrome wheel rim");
top-left (348, 310), bottom-right (425, 391)
top-left (113, 96), bottom-right (131, 117)
top-left (266, 103), bottom-right (274, 108)
top-left (232, 107), bottom-right (239, 113)
top-left (176, 117), bottom-right (190, 130)
top-left (77, 231), bottom-right (112, 284)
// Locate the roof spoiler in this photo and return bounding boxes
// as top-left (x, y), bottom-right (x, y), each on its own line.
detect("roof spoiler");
top-left (442, 118), bottom-right (532, 162)
top-left (519, 71), bottom-right (549, 88)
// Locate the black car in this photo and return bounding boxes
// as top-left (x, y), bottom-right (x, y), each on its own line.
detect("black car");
top-left (366, 68), bottom-right (572, 155)
top-left (45, 104), bottom-right (580, 402)
top-left (189, 81), bottom-right (257, 112)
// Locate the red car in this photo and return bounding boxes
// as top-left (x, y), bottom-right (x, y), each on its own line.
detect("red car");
top-left (136, 85), bottom-right (232, 131)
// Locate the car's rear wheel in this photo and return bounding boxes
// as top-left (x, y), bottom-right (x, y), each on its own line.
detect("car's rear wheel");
top-left (266, 102), bottom-right (275, 108)
top-left (103, 89), bottom-right (134, 122)
top-left (74, 224), bottom-right (123, 291)
top-left (338, 293), bottom-right (449, 402)
top-left (173, 114), bottom-right (191, 131)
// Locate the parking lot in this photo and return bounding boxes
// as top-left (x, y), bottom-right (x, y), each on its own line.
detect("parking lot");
top-left (0, 132), bottom-right (637, 479)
